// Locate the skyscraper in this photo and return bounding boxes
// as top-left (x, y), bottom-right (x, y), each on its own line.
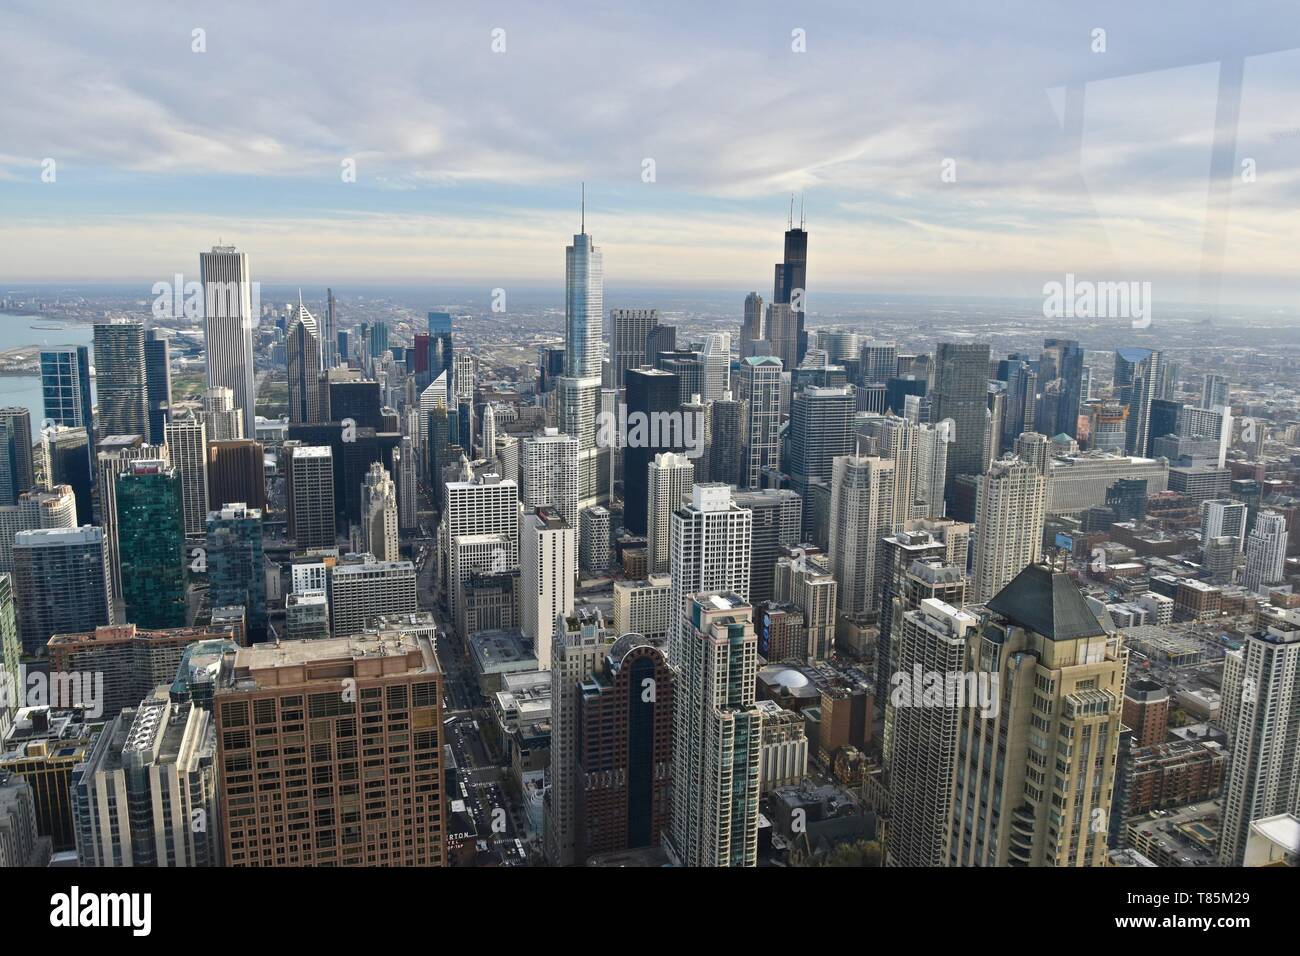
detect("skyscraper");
top-left (214, 617), bottom-right (444, 866)
top-left (732, 488), bottom-right (802, 605)
top-left (116, 460), bottom-right (186, 628)
top-left (360, 462), bottom-right (399, 562)
top-left (667, 484), bottom-right (752, 667)
top-left (520, 429), bottom-right (580, 529)
top-left (740, 292), bottom-right (765, 359)
top-left (0, 408), bottom-right (34, 507)
top-left (13, 526), bottom-right (114, 653)
top-left (521, 508), bottom-right (575, 669)
top-left (1243, 510), bottom-right (1287, 597)
top-left (647, 452), bottom-right (695, 575)
top-left (556, 201), bottom-right (606, 509)
top-left (610, 308), bottom-right (659, 391)
top-left (971, 457), bottom-right (1046, 603)
top-left (1219, 622), bottom-right (1300, 865)
top-left (329, 560), bottom-right (417, 637)
top-left (143, 328), bottom-right (172, 445)
top-left (41, 425), bottom-right (92, 525)
top-left (829, 455), bottom-right (896, 617)
top-left (788, 386), bottom-right (855, 529)
top-left (947, 564), bottom-right (1125, 867)
top-left (622, 368), bottom-right (681, 535)
top-left (289, 446), bottom-right (335, 550)
top-left (287, 302), bottom-right (322, 424)
top-left (165, 415), bottom-right (210, 537)
top-left (667, 592), bottom-right (763, 867)
top-left (1114, 347), bottom-right (1163, 457)
top-left (93, 321), bottom-right (149, 439)
top-left (1038, 338), bottom-right (1084, 439)
top-left (206, 503), bottom-right (268, 642)
top-left (932, 342), bottom-right (990, 507)
top-left (206, 439), bottom-right (266, 513)
top-left (200, 245), bottom-right (257, 439)
top-left (772, 212), bottom-right (808, 366)
top-left (40, 347), bottom-right (93, 438)
top-left (700, 332), bottom-right (731, 402)
top-left (737, 356), bottom-right (782, 490)
top-left (708, 393), bottom-right (745, 488)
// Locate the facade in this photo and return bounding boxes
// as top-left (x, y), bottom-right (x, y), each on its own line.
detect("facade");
top-left (829, 455), bottom-right (896, 616)
top-left (116, 460), bottom-right (186, 628)
top-left (165, 415), bottom-right (211, 537)
top-left (667, 484), bottom-right (752, 667)
top-left (206, 503), bottom-right (268, 643)
top-left (329, 560), bottom-right (417, 637)
top-left (737, 356), bottom-right (783, 490)
top-left (200, 245), bottom-right (258, 439)
top-left (610, 308), bottom-right (659, 390)
top-left (520, 429), bottom-right (580, 529)
top-left (93, 321), bottom-right (149, 439)
top-left (612, 574), bottom-right (672, 640)
top-left (1243, 510), bottom-right (1287, 597)
top-left (579, 505), bottom-right (611, 576)
top-left (290, 445), bottom-right (336, 549)
top-left (647, 452), bottom-right (695, 574)
top-left (214, 619), bottom-right (445, 866)
top-left (932, 342), bottom-right (991, 506)
top-left (13, 527), bottom-right (113, 654)
top-left (521, 509), bottom-right (575, 670)
top-left (360, 462), bottom-right (399, 562)
top-left (207, 439), bottom-right (267, 513)
top-left (971, 457), bottom-right (1046, 604)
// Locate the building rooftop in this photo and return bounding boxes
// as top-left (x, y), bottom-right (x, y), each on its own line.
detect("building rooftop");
top-left (986, 563), bottom-right (1111, 641)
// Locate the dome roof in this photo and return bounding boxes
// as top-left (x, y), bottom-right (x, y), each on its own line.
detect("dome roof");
top-left (772, 668), bottom-right (810, 689)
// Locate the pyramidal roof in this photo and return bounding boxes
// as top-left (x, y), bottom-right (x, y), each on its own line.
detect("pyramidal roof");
top-left (986, 564), bottom-right (1111, 641)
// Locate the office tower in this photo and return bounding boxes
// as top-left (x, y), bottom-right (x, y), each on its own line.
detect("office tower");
top-left (1201, 373), bottom-right (1230, 410)
top-left (94, 437), bottom-right (165, 598)
top-left (1013, 431), bottom-right (1052, 475)
top-left (1038, 338), bottom-right (1084, 439)
top-left (668, 593), bottom-right (763, 867)
top-left (199, 245), bottom-right (257, 439)
top-left (320, 289), bottom-right (338, 368)
top-left (0, 773), bottom-right (47, 868)
top-left (285, 591), bottom-right (330, 640)
top-left (0, 408), bottom-right (34, 509)
top-left (521, 509), bottom-right (575, 668)
top-left (1218, 622), bottom-right (1300, 865)
top-left (829, 455), bottom-right (896, 617)
top-left (788, 386), bottom-right (855, 522)
top-left (646, 453), bottom-right (695, 575)
top-left (1243, 510), bottom-right (1287, 597)
top-left (214, 618), bottom-right (445, 866)
top-left (289, 446), bottom-right (335, 549)
top-left (700, 332), bottom-right (731, 401)
top-left (199, 386), bottom-right (243, 441)
top-left (328, 376), bottom-right (383, 429)
top-left (732, 488), bottom-right (802, 605)
top-left (1106, 476), bottom-right (1148, 523)
top-left (480, 403), bottom-right (498, 463)
top-left (996, 359), bottom-right (1035, 454)
top-left (860, 342), bottom-right (898, 387)
top-left (164, 416), bottom-right (210, 537)
top-left (912, 422), bottom-right (949, 518)
top-left (737, 356), bottom-right (782, 490)
top-left (667, 484), bottom-right (752, 667)
top-left (206, 439), bottom-right (266, 513)
top-left (337, 330), bottom-right (352, 367)
top-left (579, 505), bottom-right (611, 575)
top-left (740, 292), bottom-right (766, 359)
top-left (766, 304), bottom-right (801, 373)
top-left (1200, 498), bottom-right (1247, 552)
top-left (570, 633), bottom-right (673, 861)
top-left (971, 457), bottom-right (1046, 603)
top-left (329, 560), bottom-right (417, 636)
top-left (707, 393), bottom-right (745, 488)
top-left (886, 597), bottom-right (979, 867)
top-left (287, 304), bottom-right (322, 424)
top-left (13, 527), bottom-right (113, 653)
top-left (621, 368), bottom-right (681, 535)
top-left (426, 311), bottom-right (454, 386)
top-left (612, 574), bottom-right (672, 639)
top-left (206, 503), bottom-right (267, 642)
top-left (932, 342), bottom-right (991, 506)
top-left (394, 436), bottom-right (417, 532)
top-left (444, 474), bottom-right (519, 627)
top-left (0, 708), bottom-right (97, 851)
top-left (546, 606), bottom-right (614, 865)
top-left (556, 211), bottom-right (606, 510)
top-left (41, 425), bottom-right (92, 525)
top-left (770, 552), bottom-right (837, 660)
top-left (772, 215), bottom-right (808, 365)
top-left (360, 462), bottom-right (399, 562)
top-left (116, 460), bottom-right (186, 628)
top-left (1086, 402), bottom-right (1128, 453)
top-left (40, 346), bottom-right (93, 442)
top-left (520, 428), bottom-right (580, 528)
top-left (1114, 347), bottom-right (1163, 457)
top-left (368, 319), bottom-right (389, 358)
top-left (70, 690), bottom-right (220, 866)
top-left (453, 351), bottom-right (476, 404)
top-left (93, 321), bottom-right (149, 439)
top-left (610, 308), bottom-right (660, 391)
top-left (143, 328), bottom-right (172, 445)
top-left (864, 414), bottom-right (934, 526)
top-left (948, 564), bottom-right (1125, 867)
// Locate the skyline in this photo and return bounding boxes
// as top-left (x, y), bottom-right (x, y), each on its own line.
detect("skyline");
top-left (1, 1), bottom-right (1298, 306)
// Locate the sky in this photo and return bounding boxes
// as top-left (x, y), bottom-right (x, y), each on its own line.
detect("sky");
top-left (1, 0), bottom-right (1299, 308)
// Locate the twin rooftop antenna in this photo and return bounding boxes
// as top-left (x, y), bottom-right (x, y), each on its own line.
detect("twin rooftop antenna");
top-left (787, 193), bottom-right (806, 229)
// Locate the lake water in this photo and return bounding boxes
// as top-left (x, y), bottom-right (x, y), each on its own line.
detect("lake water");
top-left (0, 314), bottom-right (97, 440)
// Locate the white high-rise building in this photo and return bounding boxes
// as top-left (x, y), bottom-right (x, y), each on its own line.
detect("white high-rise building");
top-left (519, 428), bottom-right (579, 528)
top-left (199, 246), bottom-right (257, 439)
top-left (360, 462), bottom-right (399, 562)
top-left (521, 509), bottom-right (575, 669)
top-left (1219, 622), bottom-right (1300, 865)
top-left (701, 332), bottom-right (731, 402)
top-left (480, 404), bottom-right (498, 464)
top-left (164, 416), bottom-right (209, 537)
top-left (444, 475), bottom-right (519, 628)
top-left (0, 484), bottom-right (78, 575)
top-left (886, 597), bottom-right (978, 867)
top-left (668, 592), bottom-right (763, 868)
top-left (612, 574), bottom-right (672, 639)
top-left (1244, 510), bottom-right (1288, 597)
top-left (1200, 498), bottom-right (1247, 552)
top-left (668, 484), bottom-right (752, 667)
top-left (829, 455), bottom-right (896, 617)
top-left (328, 559), bottom-right (416, 637)
top-left (647, 452), bottom-right (695, 574)
top-left (737, 356), bottom-right (783, 489)
top-left (971, 457), bottom-right (1046, 603)
top-left (913, 423), bottom-right (949, 518)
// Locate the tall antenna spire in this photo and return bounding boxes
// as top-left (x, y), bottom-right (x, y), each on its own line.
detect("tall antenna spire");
top-left (788, 194), bottom-right (794, 229)
top-left (581, 182), bottom-right (585, 234)
top-left (800, 192), bottom-right (806, 229)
